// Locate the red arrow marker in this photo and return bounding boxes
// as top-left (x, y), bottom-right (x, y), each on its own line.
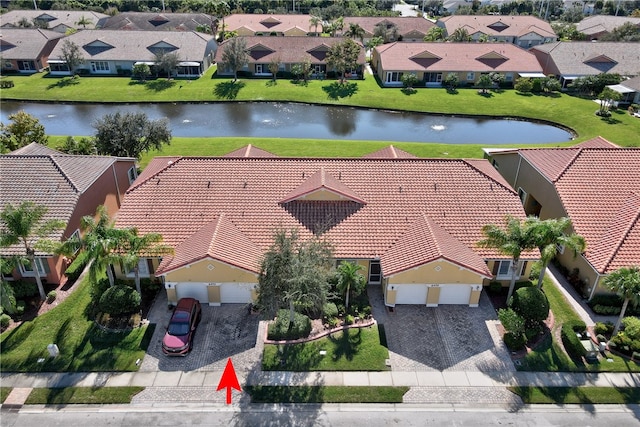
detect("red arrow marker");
top-left (216, 357), bottom-right (241, 404)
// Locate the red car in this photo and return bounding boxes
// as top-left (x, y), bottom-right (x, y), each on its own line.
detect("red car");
top-left (162, 298), bottom-right (202, 356)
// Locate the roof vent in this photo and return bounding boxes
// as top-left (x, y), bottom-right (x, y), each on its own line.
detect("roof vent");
top-left (243, 181), bottom-right (247, 188)
top-left (399, 186), bottom-right (403, 193)
top-left (207, 181), bottom-right (211, 188)
top-left (434, 183), bottom-right (437, 191)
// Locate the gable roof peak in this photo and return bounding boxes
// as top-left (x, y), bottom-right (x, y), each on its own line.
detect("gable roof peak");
top-left (279, 167), bottom-right (366, 204)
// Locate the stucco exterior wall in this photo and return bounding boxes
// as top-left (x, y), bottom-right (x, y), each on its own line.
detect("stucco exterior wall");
top-left (164, 258), bottom-right (258, 283)
top-left (387, 259), bottom-right (485, 285)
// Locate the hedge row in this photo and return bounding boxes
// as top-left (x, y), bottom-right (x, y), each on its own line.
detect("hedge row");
top-left (64, 250), bottom-right (90, 281)
top-left (561, 321), bottom-right (587, 359)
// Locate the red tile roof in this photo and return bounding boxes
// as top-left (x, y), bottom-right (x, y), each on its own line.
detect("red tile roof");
top-left (279, 167), bottom-right (366, 204)
top-left (439, 15), bottom-right (556, 38)
top-left (223, 144), bottom-right (278, 158)
top-left (116, 153), bottom-right (532, 276)
top-left (518, 138), bottom-right (640, 274)
top-left (362, 145), bottom-right (417, 159)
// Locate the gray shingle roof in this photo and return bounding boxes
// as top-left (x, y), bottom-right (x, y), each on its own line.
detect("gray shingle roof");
top-left (0, 28), bottom-right (63, 60)
top-left (99, 12), bottom-right (213, 32)
top-left (0, 10), bottom-right (107, 31)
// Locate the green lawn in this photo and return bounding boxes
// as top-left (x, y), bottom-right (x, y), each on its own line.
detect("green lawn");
top-left (245, 386), bottom-right (408, 403)
top-left (509, 386), bottom-right (640, 404)
top-left (25, 387), bottom-right (144, 405)
top-left (0, 387), bottom-right (11, 403)
top-left (517, 277), bottom-right (640, 373)
top-left (262, 325), bottom-right (390, 371)
top-left (0, 277), bottom-right (154, 372)
top-left (3, 68), bottom-right (639, 147)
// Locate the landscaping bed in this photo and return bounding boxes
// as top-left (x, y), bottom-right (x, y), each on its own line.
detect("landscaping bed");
top-left (245, 386), bottom-right (408, 403)
top-left (25, 386), bottom-right (144, 405)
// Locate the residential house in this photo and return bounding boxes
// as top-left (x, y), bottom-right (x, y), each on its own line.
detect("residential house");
top-left (606, 75), bottom-right (640, 106)
top-left (341, 17), bottom-right (436, 43)
top-left (223, 14), bottom-right (320, 37)
top-left (0, 28), bottom-right (64, 74)
top-left (47, 29), bottom-right (217, 77)
top-left (0, 10), bottom-right (107, 32)
top-left (371, 42), bottom-right (544, 87)
top-left (114, 145), bottom-right (536, 308)
top-left (0, 143), bottom-right (136, 285)
top-left (215, 36), bottom-right (365, 79)
top-left (437, 15), bottom-right (557, 47)
top-left (576, 15), bottom-right (640, 40)
top-left (483, 137), bottom-right (640, 300)
top-left (98, 12), bottom-right (215, 33)
top-left (529, 42), bottom-right (640, 88)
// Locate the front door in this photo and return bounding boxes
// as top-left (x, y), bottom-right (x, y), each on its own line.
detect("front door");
top-left (369, 260), bottom-right (381, 284)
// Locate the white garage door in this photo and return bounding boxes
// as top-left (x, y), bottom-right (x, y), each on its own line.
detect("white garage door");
top-left (438, 284), bottom-right (472, 305)
top-left (175, 282), bottom-right (209, 303)
top-left (220, 283), bottom-right (253, 304)
top-left (394, 284), bottom-right (428, 305)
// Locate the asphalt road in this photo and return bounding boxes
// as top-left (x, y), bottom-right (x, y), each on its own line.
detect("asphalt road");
top-left (2, 404), bottom-right (639, 427)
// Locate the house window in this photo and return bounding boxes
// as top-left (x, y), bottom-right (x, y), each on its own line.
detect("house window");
top-left (386, 71), bottom-right (403, 83)
top-left (69, 229), bottom-right (81, 254)
top-left (256, 64), bottom-right (263, 74)
top-left (91, 61), bottom-right (110, 72)
top-left (466, 72), bottom-right (475, 81)
top-left (125, 259), bottom-right (151, 278)
top-left (368, 260), bottom-right (381, 284)
top-left (517, 187), bottom-right (527, 205)
top-left (556, 243), bottom-right (565, 255)
top-left (494, 260), bottom-right (527, 280)
top-left (19, 258), bottom-right (47, 277)
top-left (425, 72), bottom-right (442, 83)
top-left (49, 62), bottom-right (70, 72)
top-left (505, 73), bottom-right (513, 82)
top-left (4, 60), bottom-right (13, 69)
top-left (20, 61), bottom-right (33, 71)
top-left (127, 166), bottom-right (137, 185)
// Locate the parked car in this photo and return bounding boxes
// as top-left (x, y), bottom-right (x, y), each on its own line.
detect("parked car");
top-left (162, 298), bottom-right (202, 356)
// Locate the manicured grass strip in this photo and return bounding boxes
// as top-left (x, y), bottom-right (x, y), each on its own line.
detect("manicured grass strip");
top-left (25, 387), bottom-right (144, 405)
top-left (245, 386), bottom-right (408, 403)
top-left (509, 386), bottom-right (640, 405)
top-left (0, 276), bottom-right (150, 372)
top-left (0, 387), bottom-right (12, 403)
top-left (262, 325), bottom-right (390, 371)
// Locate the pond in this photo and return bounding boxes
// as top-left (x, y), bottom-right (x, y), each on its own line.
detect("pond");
top-left (0, 101), bottom-right (573, 145)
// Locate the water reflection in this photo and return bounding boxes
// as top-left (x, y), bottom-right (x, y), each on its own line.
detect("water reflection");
top-left (0, 101), bottom-right (572, 144)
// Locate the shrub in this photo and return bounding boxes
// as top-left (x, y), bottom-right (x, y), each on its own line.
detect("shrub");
top-left (512, 287), bottom-right (550, 324)
top-left (592, 304), bottom-right (621, 316)
top-left (498, 308), bottom-right (525, 336)
top-left (594, 321), bottom-right (614, 336)
top-left (0, 314), bottom-right (10, 329)
top-left (98, 284), bottom-right (141, 316)
top-left (323, 302), bottom-right (338, 319)
top-left (91, 277), bottom-right (111, 303)
top-left (345, 314), bottom-right (355, 325)
top-left (46, 290), bottom-right (57, 303)
top-left (503, 332), bottom-right (526, 350)
top-left (514, 77), bottom-right (533, 93)
top-left (140, 278), bottom-right (161, 298)
top-left (622, 317), bottom-right (640, 340)
top-left (361, 305), bottom-right (372, 318)
top-left (561, 321), bottom-right (587, 359)
top-left (11, 280), bottom-right (38, 299)
top-left (488, 281), bottom-right (502, 294)
top-left (15, 300), bottom-right (26, 315)
top-left (267, 309), bottom-right (312, 341)
top-left (64, 250), bottom-right (90, 281)
top-left (596, 334), bottom-right (607, 343)
top-left (525, 324), bottom-right (542, 342)
top-left (0, 80), bottom-right (14, 89)
top-left (328, 317), bottom-right (339, 328)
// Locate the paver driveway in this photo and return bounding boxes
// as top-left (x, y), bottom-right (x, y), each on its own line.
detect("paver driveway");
top-left (368, 287), bottom-right (514, 373)
top-left (139, 292), bottom-right (263, 373)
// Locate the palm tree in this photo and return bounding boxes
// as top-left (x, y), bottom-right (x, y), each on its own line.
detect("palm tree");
top-left (76, 15), bottom-right (92, 29)
top-left (531, 217), bottom-right (585, 288)
top-left (79, 205), bottom-right (128, 288)
top-left (336, 261), bottom-right (366, 310)
top-left (345, 23), bottom-right (365, 43)
top-left (121, 228), bottom-right (172, 297)
top-left (449, 28), bottom-right (472, 42)
top-left (478, 215), bottom-right (540, 302)
top-left (602, 266), bottom-right (640, 335)
top-left (309, 15), bottom-right (321, 36)
top-left (0, 202), bottom-right (64, 300)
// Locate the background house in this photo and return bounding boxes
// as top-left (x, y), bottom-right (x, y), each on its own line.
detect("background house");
top-left (371, 42), bottom-right (544, 87)
top-left (576, 15), bottom-right (640, 40)
top-left (484, 137), bottom-right (640, 300)
top-left (0, 28), bottom-right (63, 74)
top-left (224, 14), bottom-right (319, 37)
top-left (0, 10), bottom-right (107, 32)
top-left (437, 15), bottom-right (557, 47)
top-left (341, 17), bottom-right (436, 43)
top-left (215, 36), bottom-right (365, 79)
top-left (530, 41), bottom-right (640, 88)
top-left (47, 29), bottom-right (217, 77)
top-left (0, 143), bottom-right (136, 285)
top-left (97, 11), bottom-right (215, 32)
top-left (115, 146), bottom-right (535, 308)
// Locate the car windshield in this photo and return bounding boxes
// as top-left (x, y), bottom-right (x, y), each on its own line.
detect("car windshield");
top-left (168, 321), bottom-right (190, 336)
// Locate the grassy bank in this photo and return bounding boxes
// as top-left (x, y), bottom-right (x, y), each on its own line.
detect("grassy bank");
top-left (3, 68), bottom-right (639, 146)
top-left (509, 386), bottom-right (640, 404)
top-left (245, 386), bottom-right (408, 403)
top-left (25, 387), bottom-right (144, 405)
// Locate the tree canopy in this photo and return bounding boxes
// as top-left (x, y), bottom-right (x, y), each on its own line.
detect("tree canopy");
top-left (61, 40), bottom-right (84, 73)
top-left (326, 38), bottom-right (361, 83)
top-left (93, 111), bottom-right (172, 159)
top-left (221, 36), bottom-right (249, 82)
top-left (603, 266), bottom-right (640, 334)
top-left (0, 110), bottom-right (47, 153)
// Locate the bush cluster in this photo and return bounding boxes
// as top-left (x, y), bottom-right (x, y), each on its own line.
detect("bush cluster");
top-left (0, 313), bottom-right (10, 329)
top-left (267, 309), bottom-right (312, 341)
top-left (323, 302), bottom-right (338, 319)
top-left (512, 286), bottom-right (550, 324)
top-left (15, 300), bottom-right (26, 316)
top-left (11, 280), bottom-right (38, 299)
top-left (64, 250), bottom-right (90, 281)
top-left (98, 284), bottom-right (141, 316)
top-left (561, 321), bottom-right (587, 359)
top-left (503, 332), bottom-right (526, 350)
top-left (46, 290), bottom-right (57, 303)
top-left (594, 321), bottom-right (614, 336)
top-left (589, 294), bottom-right (640, 316)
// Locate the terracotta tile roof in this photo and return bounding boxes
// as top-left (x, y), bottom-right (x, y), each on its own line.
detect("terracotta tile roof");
top-left (517, 140), bottom-right (640, 274)
top-left (0, 150), bottom-right (132, 256)
top-left (362, 145), bottom-right (417, 159)
top-left (223, 144), bottom-right (278, 158)
top-left (374, 42), bottom-right (543, 74)
top-left (279, 167), bottom-right (366, 204)
top-left (130, 156), bottom-right (181, 191)
top-left (116, 155), bottom-right (531, 275)
top-left (156, 213), bottom-right (263, 275)
top-left (342, 16), bottom-right (436, 38)
top-left (574, 136), bottom-right (619, 149)
top-left (225, 14), bottom-right (316, 34)
top-left (10, 142), bottom-right (61, 156)
top-left (439, 15), bottom-right (556, 38)
top-left (381, 213), bottom-right (492, 277)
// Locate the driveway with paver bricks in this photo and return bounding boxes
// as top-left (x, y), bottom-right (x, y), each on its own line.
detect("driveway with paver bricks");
top-left (368, 286), bottom-right (514, 373)
top-left (139, 292), bottom-right (264, 373)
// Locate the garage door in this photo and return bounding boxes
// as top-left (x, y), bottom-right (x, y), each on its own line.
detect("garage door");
top-left (394, 284), bottom-right (428, 305)
top-left (438, 284), bottom-right (472, 305)
top-left (220, 283), bottom-right (253, 304)
top-left (175, 282), bottom-right (209, 303)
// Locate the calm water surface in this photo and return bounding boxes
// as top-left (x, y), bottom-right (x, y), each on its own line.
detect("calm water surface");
top-left (0, 101), bottom-right (573, 144)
